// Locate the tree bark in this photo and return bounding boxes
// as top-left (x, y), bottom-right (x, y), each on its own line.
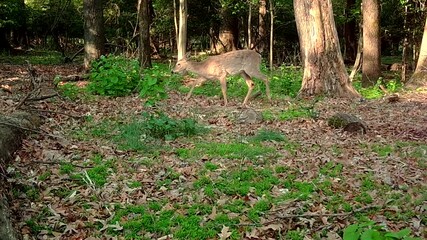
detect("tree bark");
top-left (0, 112), bottom-right (42, 240)
top-left (138, 0), bottom-right (152, 68)
top-left (362, 0), bottom-right (381, 87)
top-left (83, 0), bottom-right (105, 70)
top-left (269, 0), bottom-right (274, 70)
top-left (248, 2), bottom-right (252, 49)
top-left (177, 0), bottom-right (187, 60)
top-left (258, 0), bottom-right (267, 53)
top-left (218, 6), bottom-right (239, 53)
top-left (409, 16), bottom-right (427, 88)
top-left (294, 0), bottom-right (360, 98)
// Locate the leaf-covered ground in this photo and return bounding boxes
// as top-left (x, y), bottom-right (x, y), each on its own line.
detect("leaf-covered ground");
top-left (0, 62), bottom-right (426, 240)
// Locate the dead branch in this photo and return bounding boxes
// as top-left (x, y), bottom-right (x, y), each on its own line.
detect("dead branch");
top-left (57, 75), bottom-right (87, 82)
top-left (262, 205), bottom-right (380, 226)
top-left (24, 108), bottom-right (82, 119)
top-left (27, 93), bottom-right (59, 101)
top-left (14, 92), bottom-right (32, 110)
top-left (19, 160), bottom-right (91, 169)
top-left (0, 121), bottom-right (62, 139)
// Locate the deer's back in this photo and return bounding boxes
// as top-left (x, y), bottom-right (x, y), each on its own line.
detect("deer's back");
top-left (215, 50), bottom-right (262, 75)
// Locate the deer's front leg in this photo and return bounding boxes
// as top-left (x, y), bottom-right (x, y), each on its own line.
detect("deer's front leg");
top-left (186, 77), bottom-right (206, 100)
top-left (219, 76), bottom-right (228, 106)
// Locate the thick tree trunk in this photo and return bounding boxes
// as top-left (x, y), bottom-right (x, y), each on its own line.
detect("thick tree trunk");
top-left (294, 0), bottom-right (360, 98)
top-left (0, 112), bottom-right (41, 240)
top-left (258, 0), bottom-right (267, 53)
top-left (83, 0), bottom-right (105, 70)
top-left (177, 0), bottom-right (187, 60)
top-left (218, 7), bottom-right (239, 53)
top-left (362, 0), bottom-right (381, 87)
top-left (138, 0), bottom-right (152, 68)
top-left (409, 16), bottom-right (427, 88)
top-left (0, 29), bottom-right (11, 51)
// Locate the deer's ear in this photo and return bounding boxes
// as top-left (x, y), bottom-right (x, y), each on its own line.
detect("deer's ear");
top-left (185, 52), bottom-right (191, 59)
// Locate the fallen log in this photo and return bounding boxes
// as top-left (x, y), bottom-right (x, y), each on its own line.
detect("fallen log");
top-left (0, 111), bottom-right (41, 240)
top-left (327, 113), bottom-right (367, 134)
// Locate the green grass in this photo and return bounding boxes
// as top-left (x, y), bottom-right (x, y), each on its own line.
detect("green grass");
top-left (70, 155), bottom-right (114, 187)
top-left (110, 203), bottom-right (240, 240)
top-left (194, 167), bottom-right (280, 198)
top-left (177, 141), bottom-right (277, 161)
top-left (0, 50), bottom-right (64, 65)
top-left (320, 162), bottom-right (343, 178)
top-left (353, 78), bottom-right (403, 99)
top-left (115, 113), bottom-right (206, 152)
top-left (250, 129), bottom-right (286, 142)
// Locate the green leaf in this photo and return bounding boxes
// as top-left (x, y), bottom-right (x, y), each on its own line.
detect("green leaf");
top-left (385, 228), bottom-right (411, 239)
top-left (344, 224), bottom-right (360, 240)
top-left (360, 229), bottom-right (383, 240)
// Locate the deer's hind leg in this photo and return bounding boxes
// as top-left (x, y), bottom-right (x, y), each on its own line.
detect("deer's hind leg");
top-left (240, 70), bottom-right (255, 106)
top-left (219, 75), bottom-right (228, 106)
top-left (251, 71), bottom-right (271, 103)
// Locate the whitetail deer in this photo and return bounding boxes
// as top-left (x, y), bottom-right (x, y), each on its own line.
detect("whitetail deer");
top-left (172, 50), bottom-right (271, 106)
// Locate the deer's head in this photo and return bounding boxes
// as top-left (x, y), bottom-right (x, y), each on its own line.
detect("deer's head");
top-left (172, 58), bottom-right (189, 75)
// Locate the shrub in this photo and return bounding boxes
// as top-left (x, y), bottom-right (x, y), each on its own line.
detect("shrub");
top-left (139, 64), bottom-right (172, 106)
top-left (87, 55), bottom-right (140, 96)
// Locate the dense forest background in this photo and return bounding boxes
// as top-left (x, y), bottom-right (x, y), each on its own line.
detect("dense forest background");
top-left (1, 0), bottom-right (426, 66)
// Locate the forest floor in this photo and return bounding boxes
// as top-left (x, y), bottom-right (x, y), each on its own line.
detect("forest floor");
top-left (0, 62), bottom-right (426, 240)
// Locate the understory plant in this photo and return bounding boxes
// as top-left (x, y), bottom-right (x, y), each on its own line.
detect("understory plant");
top-left (87, 55), bottom-right (140, 96)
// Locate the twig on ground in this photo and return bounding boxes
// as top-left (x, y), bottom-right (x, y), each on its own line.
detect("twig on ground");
top-left (18, 160), bottom-right (91, 169)
top-left (0, 120), bottom-right (62, 139)
top-left (14, 92), bottom-right (32, 110)
top-left (27, 93), bottom-right (59, 101)
top-left (262, 205), bottom-right (381, 226)
top-left (24, 108), bottom-right (82, 119)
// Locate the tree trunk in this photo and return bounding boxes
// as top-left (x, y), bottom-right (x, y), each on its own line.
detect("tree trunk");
top-left (0, 29), bottom-right (11, 51)
top-left (177, 0), bottom-right (187, 60)
top-left (344, 0), bottom-right (357, 61)
top-left (409, 16), bottom-right (427, 88)
top-left (362, 0), bottom-right (381, 87)
top-left (173, 0), bottom-right (178, 53)
top-left (258, 0), bottom-right (267, 53)
top-left (83, 0), bottom-right (104, 70)
top-left (218, 6), bottom-right (239, 53)
top-left (138, 0), bottom-right (152, 68)
top-left (294, 0), bottom-right (360, 98)
top-left (0, 112), bottom-right (42, 240)
top-left (269, 0), bottom-right (274, 70)
top-left (248, 2), bottom-right (252, 49)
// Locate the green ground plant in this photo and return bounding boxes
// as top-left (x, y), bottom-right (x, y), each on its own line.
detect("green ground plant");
top-left (343, 221), bottom-right (420, 240)
top-left (56, 82), bottom-right (83, 100)
top-left (251, 129), bottom-right (286, 142)
top-left (115, 112), bottom-right (205, 151)
top-left (140, 64), bottom-right (181, 106)
top-left (0, 50), bottom-right (64, 65)
top-left (270, 66), bottom-right (302, 98)
top-left (70, 155), bottom-right (114, 187)
top-left (353, 78), bottom-right (403, 99)
top-left (177, 141), bottom-right (276, 161)
top-left (87, 55), bottom-right (140, 96)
